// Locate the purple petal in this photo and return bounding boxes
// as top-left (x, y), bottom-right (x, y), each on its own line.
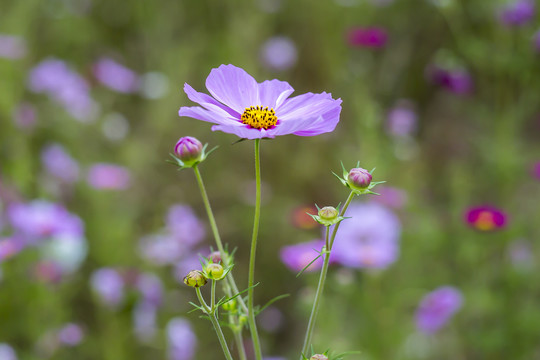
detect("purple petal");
top-left (205, 64), bottom-right (259, 113)
top-left (183, 83), bottom-right (240, 118)
top-left (178, 106), bottom-right (238, 126)
top-left (293, 104), bottom-right (342, 136)
top-left (276, 92), bottom-right (338, 120)
top-left (211, 124), bottom-right (275, 139)
top-left (257, 80), bottom-right (294, 109)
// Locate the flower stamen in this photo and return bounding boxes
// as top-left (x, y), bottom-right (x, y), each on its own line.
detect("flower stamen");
top-left (241, 106), bottom-right (277, 130)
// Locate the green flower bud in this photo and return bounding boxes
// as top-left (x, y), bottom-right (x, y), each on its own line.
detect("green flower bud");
top-left (318, 206), bottom-right (339, 221)
top-left (183, 270), bottom-right (207, 288)
top-left (238, 315), bottom-right (248, 327)
top-left (221, 298), bottom-right (237, 312)
top-left (310, 355), bottom-right (328, 360)
top-left (205, 263), bottom-right (224, 280)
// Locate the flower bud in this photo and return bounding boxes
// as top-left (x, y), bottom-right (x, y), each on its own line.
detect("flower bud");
top-left (174, 137), bottom-right (203, 165)
top-left (318, 206), bottom-right (338, 221)
top-left (221, 298), bottom-right (237, 311)
top-left (183, 270), bottom-right (207, 288)
top-left (205, 263), bottom-right (224, 280)
top-left (208, 251), bottom-right (222, 264)
top-left (310, 355), bottom-right (328, 360)
top-left (347, 167), bottom-right (372, 189)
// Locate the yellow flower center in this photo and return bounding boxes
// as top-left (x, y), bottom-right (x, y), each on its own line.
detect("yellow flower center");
top-left (475, 211), bottom-right (495, 231)
top-left (241, 106), bottom-right (277, 130)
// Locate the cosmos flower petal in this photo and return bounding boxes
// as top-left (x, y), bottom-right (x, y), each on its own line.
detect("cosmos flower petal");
top-left (293, 104), bottom-right (342, 136)
top-left (211, 124), bottom-right (275, 139)
top-left (257, 79), bottom-right (294, 109)
top-left (205, 64), bottom-right (259, 113)
top-left (183, 83), bottom-right (240, 118)
top-left (178, 106), bottom-right (238, 126)
top-left (276, 92), bottom-right (340, 121)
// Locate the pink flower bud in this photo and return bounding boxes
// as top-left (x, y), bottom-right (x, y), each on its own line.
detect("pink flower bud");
top-left (347, 167), bottom-right (372, 189)
top-left (174, 137), bottom-right (203, 165)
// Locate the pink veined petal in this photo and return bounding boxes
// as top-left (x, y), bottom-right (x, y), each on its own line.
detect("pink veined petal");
top-left (211, 124), bottom-right (275, 139)
top-left (276, 92), bottom-right (336, 121)
top-left (293, 104), bottom-right (342, 136)
top-left (257, 79), bottom-right (294, 109)
top-left (205, 64), bottom-right (259, 113)
top-left (183, 83), bottom-right (240, 118)
top-left (269, 116), bottom-right (320, 136)
top-left (178, 106), bottom-right (238, 126)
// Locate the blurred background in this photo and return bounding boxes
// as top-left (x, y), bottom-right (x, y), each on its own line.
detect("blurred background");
top-left (1, 0), bottom-right (540, 359)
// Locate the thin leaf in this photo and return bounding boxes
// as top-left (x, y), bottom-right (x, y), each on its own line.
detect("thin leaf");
top-left (296, 253), bottom-right (323, 278)
top-left (255, 294), bottom-right (290, 315)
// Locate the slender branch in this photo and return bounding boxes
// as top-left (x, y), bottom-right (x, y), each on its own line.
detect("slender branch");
top-left (299, 191), bottom-right (356, 359)
top-left (247, 139), bottom-right (263, 360)
top-left (196, 287), bottom-right (235, 360)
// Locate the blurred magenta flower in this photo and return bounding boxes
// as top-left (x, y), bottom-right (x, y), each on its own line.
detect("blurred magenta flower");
top-left (41, 144), bottom-right (80, 183)
top-left (499, 0), bottom-right (535, 26)
top-left (280, 240), bottom-right (326, 272)
top-left (28, 58), bottom-right (97, 122)
top-left (0, 343), bottom-right (17, 360)
top-left (426, 65), bottom-right (473, 95)
top-left (0, 237), bottom-right (23, 263)
top-left (93, 58), bottom-right (140, 93)
top-left (465, 206), bottom-right (507, 231)
top-left (415, 286), bottom-right (463, 334)
top-left (12, 102), bottom-right (37, 130)
top-left (386, 100), bottom-right (418, 138)
top-left (260, 36), bottom-right (298, 71)
top-left (532, 161), bottom-right (540, 180)
top-left (167, 317), bottom-right (197, 360)
top-left (57, 323), bottom-right (84, 346)
top-left (332, 202), bottom-right (401, 269)
top-left (166, 204), bottom-right (206, 246)
top-left (90, 268), bottom-right (125, 308)
top-left (33, 261), bottom-right (64, 283)
top-left (8, 200), bottom-right (84, 243)
top-left (346, 27), bottom-right (388, 48)
top-left (178, 64), bottom-right (342, 139)
top-left (0, 34), bottom-right (26, 59)
top-left (86, 163), bottom-right (131, 190)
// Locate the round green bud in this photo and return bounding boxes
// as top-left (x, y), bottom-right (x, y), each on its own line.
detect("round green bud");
top-left (221, 298), bottom-right (237, 312)
top-left (183, 270), bottom-right (207, 288)
top-left (318, 206), bottom-right (339, 221)
top-left (310, 355), bottom-right (328, 360)
top-left (238, 315), bottom-right (248, 327)
top-left (206, 263), bottom-right (224, 280)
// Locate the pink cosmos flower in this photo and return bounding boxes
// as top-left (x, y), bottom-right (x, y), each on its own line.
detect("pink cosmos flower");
top-left (347, 27), bottom-right (388, 48)
top-left (465, 206), bottom-right (507, 231)
top-left (178, 64), bottom-right (342, 139)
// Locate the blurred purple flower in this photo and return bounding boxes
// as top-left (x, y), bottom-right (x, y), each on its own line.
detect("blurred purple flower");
top-left (136, 273), bottom-right (163, 307)
top-left (12, 103), bottom-right (37, 130)
top-left (0, 34), bottom-right (26, 59)
top-left (174, 255), bottom-right (204, 283)
top-left (90, 268), bottom-right (125, 308)
top-left (134, 301), bottom-right (157, 342)
top-left (57, 323), bottom-right (84, 346)
top-left (499, 0), bottom-right (535, 26)
top-left (33, 261), bottom-right (64, 283)
top-left (0, 237), bottom-right (23, 263)
top-left (465, 206), bottom-right (507, 231)
top-left (8, 200), bottom-right (84, 243)
top-left (167, 317), bottom-right (197, 360)
top-left (507, 239), bottom-right (534, 269)
top-left (332, 202), bottom-right (401, 269)
top-left (28, 58), bottom-right (97, 122)
top-left (415, 286), bottom-right (463, 334)
top-left (166, 205), bottom-right (205, 246)
top-left (280, 239), bottom-right (325, 272)
top-left (260, 36), bottom-right (298, 71)
top-left (347, 27), bottom-right (388, 48)
top-left (86, 163), bottom-right (131, 190)
top-left (532, 161), bottom-right (540, 180)
top-left (178, 64), bottom-right (342, 139)
top-left (41, 144), bottom-right (80, 183)
top-left (0, 343), bottom-right (17, 360)
top-left (372, 186), bottom-right (407, 209)
top-left (139, 234), bottom-right (185, 265)
top-left (93, 58), bottom-right (140, 93)
top-left (426, 65), bottom-right (473, 95)
top-left (386, 101), bottom-right (417, 138)
top-left (534, 30), bottom-right (540, 51)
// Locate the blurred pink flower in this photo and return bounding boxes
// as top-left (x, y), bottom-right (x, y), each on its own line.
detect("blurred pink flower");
top-left (12, 103), bottom-right (37, 130)
top-left (415, 286), bottom-right (463, 334)
top-left (498, 0), bottom-right (535, 26)
top-left (41, 143), bottom-right (80, 183)
top-left (93, 58), bottom-right (139, 93)
top-left (260, 36), bottom-right (298, 71)
top-left (426, 65), bottom-right (473, 95)
top-left (280, 239), bottom-right (325, 272)
top-left (90, 268), bottom-right (125, 308)
top-left (465, 206), bottom-right (507, 231)
top-left (57, 323), bottom-right (84, 346)
top-left (0, 34), bottom-right (26, 59)
top-left (532, 161), bottom-right (540, 180)
top-left (372, 186), bottom-right (407, 209)
top-left (386, 101), bottom-right (417, 138)
top-left (347, 27), bottom-right (388, 48)
top-left (167, 318), bottom-right (197, 360)
top-left (86, 163), bottom-right (131, 190)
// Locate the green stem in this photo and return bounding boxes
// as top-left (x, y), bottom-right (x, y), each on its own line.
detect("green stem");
top-left (299, 191), bottom-right (355, 359)
top-left (247, 139), bottom-right (263, 360)
top-left (233, 330), bottom-right (248, 360)
top-left (196, 287), bottom-right (234, 360)
top-left (192, 165), bottom-right (248, 313)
